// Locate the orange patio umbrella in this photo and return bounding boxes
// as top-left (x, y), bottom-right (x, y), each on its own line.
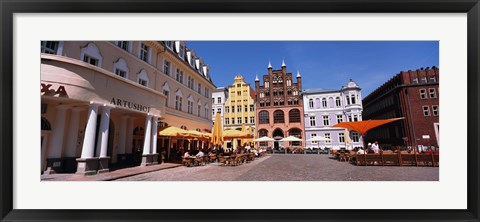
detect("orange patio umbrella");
top-left (210, 112), bottom-right (223, 147)
top-left (333, 117), bottom-right (404, 136)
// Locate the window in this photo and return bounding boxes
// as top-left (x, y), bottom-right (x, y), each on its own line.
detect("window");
top-left (137, 70), bottom-right (149, 87)
top-left (175, 96), bottom-right (183, 111)
top-left (179, 45), bottom-right (185, 58)
top-left (324, 133), bottom-right (331, 143)
top-left (197, 83), bottom-right (201, 94)
top-left (429, 88), bottom-right (437, 98)
top-left (293, 99), bottom-right (299, 105)
top-left (225, 118), bottom-right (230, 125)
top-left (430, 76), bottom-right (437, 83)
top-left (337, 115), bottom-right (343, 123)
top-left (163, 90), bottom-right (169, 107)
top-left (423, 106), bottom-right (430, 116)
top-left (250, 105), bottom-right (254, 112)
top-left (175, 69), bottom-right (183, 83)
top-left (188, 101), bottom-right (193, 114)
top-left (163, 60), bottom-right (171, 75)
top-left (287, 79), bottom-right (292, 86)
top-left (140, 43), bottom-right (150, 63)
top-left (339, 133), bottom-right (345, 143)
top-left (250, 117), bottom-right (255, 123)
top-left (311, 134), bottom-right (317, 144)
top-left (259, 111), bottom-right (269, 124)
top-left (83, 55), bottom-right (99, 66)
top-left (309, 99), bottom-right (314, 108)
top-left (237, 91), bottom-right (241, 96)
top-left (289, 109), bottom-right (301, 123)
top-left (212, 110), bottom-right (215, 116)
top-left (323, 116), bottom-right (329, 126)
top-left (273, 110), bottom-right (285, 123)
top-left (336, 97), bottom-right (341, 107)
top-left (348, 116), bottom-right (353, 122)
top-left (231, 118), bottom-right (235, 124)
top-left (352, 132), bottom-right (359, 142)
top-left (205, 107), bottom-right (209, 118)
top-left (217, 108), bottom-right (221, 114)
top-left (287, 89), bottom-right (292, 95)
top-left (265, 82), bottom-right (269, 88)
top-left (187, 76), bottom-right (194, 89)
top-left (244, 117), bottom-right (248, 124)
top-left (225, 106), bottom-right (229, 113)
top-left (217, 97), bottom-right (221, 103)
top-left (197, 105), bottom-right (201, 117)
top-left (421, 77), bottom-right (427, 83)
top-left (309, 116), bottom-right (316, 126)
top-left (41, 41), bottom-right (59, 54)
top-left (116, 41), bottom-right (129, 51)
top-left (231, 106), bottom-right (235, 113)
top-left (420, 89), bottom-right (427, 99)
top-left (237, 106), bottom-right (242, 112)
top-left (322, 98), bottom-right (327, 108)
top-left (353, 115), bottom-right (358, 122)
top-left (412, 77), bottom-right (419, 84)
top-left (137, 78), bottom-right (148, 86)
top-left (351, 95), bottom-right (356, 104)
top-left (115, 68), bottom-right (127, 78)
top-left (432, 105), bottom-right (439, 116)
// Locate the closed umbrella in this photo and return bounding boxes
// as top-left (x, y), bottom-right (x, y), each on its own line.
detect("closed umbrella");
top-left (306, 135), bottom-right (332, 150)
top-left (210, 112), bottom-right (223, 148)
top-left (344, 128), bottom-right (352, 150)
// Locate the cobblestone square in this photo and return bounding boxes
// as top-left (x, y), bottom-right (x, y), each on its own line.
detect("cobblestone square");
top-left (115, 154), bottom-right (439, 181)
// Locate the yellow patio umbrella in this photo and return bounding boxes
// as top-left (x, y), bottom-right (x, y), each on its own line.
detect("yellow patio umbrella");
top-left (210, 112), bottom-right (223, 147)
top-left (223, 129), bottom-right (252, 139)
top-left (159, 126), bottom-right (190, 137)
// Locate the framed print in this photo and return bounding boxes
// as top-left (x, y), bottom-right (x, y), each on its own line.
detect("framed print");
top-left (1, 0), bottom-right (479, 221)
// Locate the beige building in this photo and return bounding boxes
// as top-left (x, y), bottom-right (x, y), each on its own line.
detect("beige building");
top-left (41, 41), bottom-right (215, 175)
top-left (223, 74), bottom-right (256, 150)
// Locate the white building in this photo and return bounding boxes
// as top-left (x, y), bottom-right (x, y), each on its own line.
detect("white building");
top-left (211, 87), bottom-right (228, 127)
top-left (302, 80), bottom-right (364, 150)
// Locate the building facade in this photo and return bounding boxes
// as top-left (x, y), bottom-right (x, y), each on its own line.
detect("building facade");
top-left (302, 80), bottom-right (364, 150)
top-left (41, 41), bottom-right (215, 175)
top-left (255, 61), bottom-right (304, 149)
top-left (223, 74), bottom-right (256, 149)
top-left (362, 66), bottom-right (439, 148)
top-left (211, 87), bottom-right (228, 128)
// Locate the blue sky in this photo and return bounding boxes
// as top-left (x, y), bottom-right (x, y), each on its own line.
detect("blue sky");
top-left (187, 41), bottom-right (439, 97)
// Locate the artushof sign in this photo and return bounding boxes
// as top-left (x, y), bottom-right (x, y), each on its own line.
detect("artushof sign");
top-left (110, 98), bottom-right (151, 113)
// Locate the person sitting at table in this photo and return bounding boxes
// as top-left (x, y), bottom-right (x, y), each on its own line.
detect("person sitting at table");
top-left (184, 151), bottom-right (191, 158)
top-left (356, 148), bottom-right (365, 154)
top-left (196, 150), bottom-right (205, 157)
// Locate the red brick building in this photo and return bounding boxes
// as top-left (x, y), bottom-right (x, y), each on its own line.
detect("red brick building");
top-left (362, 66), bottom-right (439, 148)
top-left (255, 61), bottom-right (304, 149)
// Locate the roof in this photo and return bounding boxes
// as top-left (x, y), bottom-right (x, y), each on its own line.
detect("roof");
top-left (249, 87), bottom-right (256, 99)
top-left (302, 88), bottom-right (338, 94)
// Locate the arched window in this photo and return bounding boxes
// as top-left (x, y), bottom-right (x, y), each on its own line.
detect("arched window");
top-left (273, 110), bottom-right (285, 123)
top-left (259, 111), bottom-right (269, 124)
top-left (137, 69), bottom-right (149, 87)
top-left (289, 109), bottom-right (301, 123)
top-left (335, 97), bottom-right (341, 107)
top-left (309, 99), bottom-right (314, 108)
top-left (113, 58), bottom-right (129, 78)
top-left (322, 98), bottom-right (327, 108)
top-left (258, 129), bottom-right (268, 137)
top-left (288, 128), bottom-right (302, 146)
top-left (80, 42), bottom-right (103, 67)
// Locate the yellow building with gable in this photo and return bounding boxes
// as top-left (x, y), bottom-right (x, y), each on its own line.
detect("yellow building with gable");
top-left (223, 74), bottom-right (256, 150)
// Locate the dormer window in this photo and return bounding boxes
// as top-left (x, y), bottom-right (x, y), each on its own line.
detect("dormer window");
top-left (179, 45), bottom-right (185, 59)
top-left (165, 41), bottom-right (173, 49)
top-left (41, 41), bottom-right (59, 54)
top-left (80, 43), bottom-right (102, 67)
top-left (83, 55), bottom-right (99, 66)
top-left (116, 41), bottom-right (130, 52)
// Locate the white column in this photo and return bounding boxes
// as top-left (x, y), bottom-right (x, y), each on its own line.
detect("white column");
top-left (125, 117), bottom-right (135, 154)
top-left (65, 108), bottom-right (83, 157)
top-left (46, 106), bottom-right (69, 158)
top-left (96, 105), bottom-right (111, 158)
top-left (151, 116), bottom-right (158, 154)
top-left (117, 116), bottom-right (128, 154)
top-left (142, 114), bottom-right (152, 155)
top-left (80, 103), bottom-right (99, 158)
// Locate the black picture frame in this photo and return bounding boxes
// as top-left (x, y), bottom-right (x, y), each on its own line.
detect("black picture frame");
top-left (1, 0), bottom-right (479, 221)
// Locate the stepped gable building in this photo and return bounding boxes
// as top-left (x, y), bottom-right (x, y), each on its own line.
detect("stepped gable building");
top-left (223, 74), bottom-right (256, 150)
top-left (362, 66), bottom-right (439, 148)
top-left (302, 80), bottom-right (364, 150)
top-left (40, 41), bottom-right (216, 176)
top-left (255, 60), bottom-right (304, 149)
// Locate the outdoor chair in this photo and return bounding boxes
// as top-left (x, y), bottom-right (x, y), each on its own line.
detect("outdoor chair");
top-left (209, 154), bottom-right (216, 163)
top-left (218, 156), bottom-right (227, 166)
top-left (182, 157), bottom-right (193, 167)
